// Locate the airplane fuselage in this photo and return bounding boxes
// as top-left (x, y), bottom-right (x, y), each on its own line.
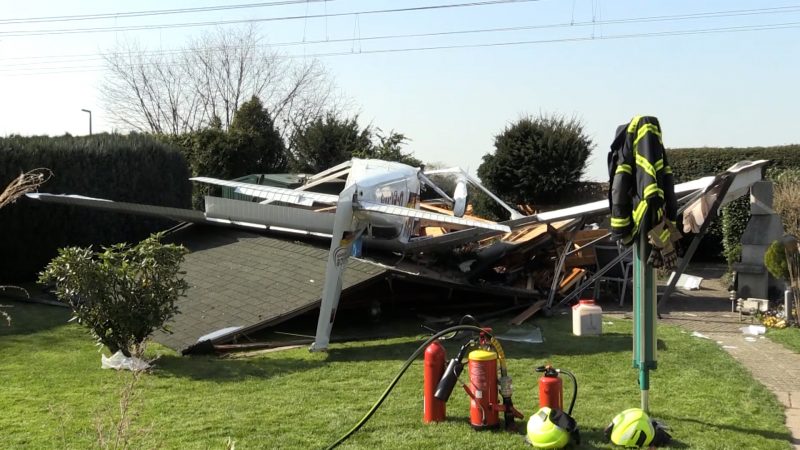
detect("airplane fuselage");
top-left (345, 159), bottom-right (421, 242)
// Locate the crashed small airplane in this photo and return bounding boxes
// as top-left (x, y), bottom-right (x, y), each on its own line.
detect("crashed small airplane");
top-left (27, 157), bottom-right (768, 351)
top-left (193, 158), bottom-right (517, 351)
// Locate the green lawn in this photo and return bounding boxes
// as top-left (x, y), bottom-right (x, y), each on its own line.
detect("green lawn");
top-left (0, 300), bottom-right (791, 449)
top-left (767, 326), bottom-right (800, 353)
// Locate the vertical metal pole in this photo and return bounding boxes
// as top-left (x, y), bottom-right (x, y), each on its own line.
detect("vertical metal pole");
top-left (633, 228), bottom-right (657, 413)
top-left (81, 109), bottom-right (92, 136)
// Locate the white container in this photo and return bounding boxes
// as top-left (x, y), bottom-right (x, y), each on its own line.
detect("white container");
top-left (572, 299), bottom-right (602, 336)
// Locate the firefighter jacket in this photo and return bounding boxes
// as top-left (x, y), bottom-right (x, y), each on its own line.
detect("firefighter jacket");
top-left (607, 116), bottom-right (678, 245)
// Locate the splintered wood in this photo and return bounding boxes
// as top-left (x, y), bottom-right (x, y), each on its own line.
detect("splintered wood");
top-left (0, 169), bottom-right (51, 209)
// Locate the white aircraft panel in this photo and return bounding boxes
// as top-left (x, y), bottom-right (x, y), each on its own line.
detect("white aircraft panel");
top-left (205, 196), bottom-right (336, 234)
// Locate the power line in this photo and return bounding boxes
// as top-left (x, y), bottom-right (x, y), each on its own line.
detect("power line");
top-left (0, 0), bottom-right (332, 25)
top-left (2, 3), bottom-right (799, 69)
top-left (299, 20), bottom-right (800, 57)
top-left (3, 20), bottom-right (798, 76)
top-left (0, 0), bottom-right (541, 37)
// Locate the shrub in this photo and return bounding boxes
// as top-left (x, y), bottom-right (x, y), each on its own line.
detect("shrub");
top-left (289, 114), bottom-right (372, 173)
top-left (764, 240), bottom-right (789, 281)
top-left (38, 233), bottom-right (188, 357)
top-left (0, 134), bottom-right (191, 281)
top-left (477, 114), bottom-right (592, 218)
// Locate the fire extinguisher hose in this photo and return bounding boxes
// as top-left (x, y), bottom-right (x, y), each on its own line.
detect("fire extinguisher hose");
top-left (326, 324), bottom-right (492, 450)
top-left (560, 369), bottom-right (578, 416)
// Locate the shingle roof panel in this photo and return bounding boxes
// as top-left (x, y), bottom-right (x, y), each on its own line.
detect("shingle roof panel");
top-left (155, 225), bottom-right (385, 352)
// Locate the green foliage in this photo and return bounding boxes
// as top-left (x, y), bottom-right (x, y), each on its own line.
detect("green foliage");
top-left (169, 97), bottom-right (289, 178)
top-left (668, 145), bottom-right (800, 260)
top-left (165, 96), bottom-right (289, 207)
top-left (722, 197), bottom-right (749, 267)
top-left (289, 115), bottom-right (419, 173)
top-left (367, 130), bottom-right (422, 168)
top-left (764, 240), bottom-right (790, 281)
top-left (38, 233), bottom-right (188, 357)
top-left (0, 133), bottom-right (191, 281)
top-left (767, 327), bottom-right (800, 352)
top-left (477, 114), bottom-right (593, 208)
top-left (668, 145), bottom-right (800, 183)
top-left (289, 114), bottom-right (372, 173)
top-left (229, 96), bottom-right (288, 172)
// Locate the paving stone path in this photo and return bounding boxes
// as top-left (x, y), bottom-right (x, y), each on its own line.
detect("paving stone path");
top-left (606, 264), bottom-right (800, 448)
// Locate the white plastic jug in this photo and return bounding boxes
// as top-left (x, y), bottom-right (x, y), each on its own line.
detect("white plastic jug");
top-left (572, 299), bottom-right (602, 336)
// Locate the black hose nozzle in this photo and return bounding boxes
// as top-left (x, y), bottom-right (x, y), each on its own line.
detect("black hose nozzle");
top-left (434, 358), bottom-right (463, 402)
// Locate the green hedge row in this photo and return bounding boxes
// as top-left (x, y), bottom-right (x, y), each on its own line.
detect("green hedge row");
top-left (0, 133), bottom-right (191, 281)
top-left (668, 145), bottom-right (800, 263)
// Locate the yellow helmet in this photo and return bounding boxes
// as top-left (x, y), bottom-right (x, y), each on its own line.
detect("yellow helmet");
top-left (605, 408), bottom-right (654, 448)
top-left (526, 407), bottom-right (572, 449)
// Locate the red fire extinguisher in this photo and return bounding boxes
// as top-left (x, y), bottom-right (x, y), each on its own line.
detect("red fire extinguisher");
top-left (430, 328), bottom-right (523, 431)
top-left (423, 340), bottom-right (446, 423)
top-left (465, 349), bottom-right (499, 429)
top-left (536, 365), bottom-right (578, 415)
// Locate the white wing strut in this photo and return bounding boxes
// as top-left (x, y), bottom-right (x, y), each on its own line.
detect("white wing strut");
top-left (424, 167), bottom-right (525, 220)
top-left (310, 185), bottom-right (363, 352)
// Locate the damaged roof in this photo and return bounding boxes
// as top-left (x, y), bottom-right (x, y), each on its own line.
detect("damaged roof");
top-left (155, 224), bottom-right (386, 353)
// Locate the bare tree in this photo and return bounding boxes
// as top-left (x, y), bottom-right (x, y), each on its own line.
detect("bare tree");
top-left (101, 25), bottom-right (344, 138)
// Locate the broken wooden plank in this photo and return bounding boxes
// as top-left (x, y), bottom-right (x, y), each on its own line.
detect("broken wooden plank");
top-left (559, 268), bottom-right (586, 294)
top-left (510, 299), bottom-right (547, 326)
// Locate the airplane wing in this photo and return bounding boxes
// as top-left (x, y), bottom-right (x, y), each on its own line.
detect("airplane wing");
top-left (25, 193), bottom-right (207, 223)
top-left (355, 200), bottom-right (511, 233)
top-left (373, 160), bottom-right (769, 253)
top-left (191, 177), bottom-right (339, 206)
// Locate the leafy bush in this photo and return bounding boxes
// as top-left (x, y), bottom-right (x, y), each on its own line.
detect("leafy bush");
top-left (165, 96), bottom-right (290, 207)
top-left (289, 114), bottom-right (371, 173)
top-left (764, 240), bottom-right (789, 281)
top-left (0, 134), bottom-right (191, 281)
top-left (38, 233), bottom-right (188, 357)
top-left (477, 114), bottom-right (592, 218)
top-left (288, 114), bottom-right (419, 173)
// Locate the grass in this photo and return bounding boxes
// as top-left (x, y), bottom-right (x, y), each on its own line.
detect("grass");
top-left (0, 300), bottom-right (792, 450)
top-left (767, 326), bottom-right (800, 353)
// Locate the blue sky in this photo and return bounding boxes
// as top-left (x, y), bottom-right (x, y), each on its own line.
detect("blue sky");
top-left (1, 0), bottom-right (798, 181)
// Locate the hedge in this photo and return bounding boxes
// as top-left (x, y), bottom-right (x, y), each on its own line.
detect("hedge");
top-left (0, 133), bottom-right (191, 281)
top-left (667, 145), bottom-right (800, 264)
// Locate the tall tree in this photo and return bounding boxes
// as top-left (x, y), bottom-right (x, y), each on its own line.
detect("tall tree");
top-left (101, 26), bottom-right (343, 139)
top-left (230, 96), bottom-right (288, 172)
top-left (368, 130), bottom-right (422, 168)
top-left (478, 114), bottom-right (593, 209)
top-left (289, 114), bottom-right (372, 173)
top-left (289, 115), bottom-right (420, 173)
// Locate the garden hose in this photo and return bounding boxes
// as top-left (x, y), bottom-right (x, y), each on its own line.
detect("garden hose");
top-left (560, 369), bottom-right (578, 416)
top-left (326, 324), bottom-right (492, 450)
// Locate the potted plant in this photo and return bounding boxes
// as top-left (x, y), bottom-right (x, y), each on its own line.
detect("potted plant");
top-left (764, 237), bottom-right (796, 325)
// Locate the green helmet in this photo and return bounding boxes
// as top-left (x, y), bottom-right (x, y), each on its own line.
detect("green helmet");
top-left (605, 408), bottom-right (654, 448)
top-left (526, 407), bottom-right (572, 449)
